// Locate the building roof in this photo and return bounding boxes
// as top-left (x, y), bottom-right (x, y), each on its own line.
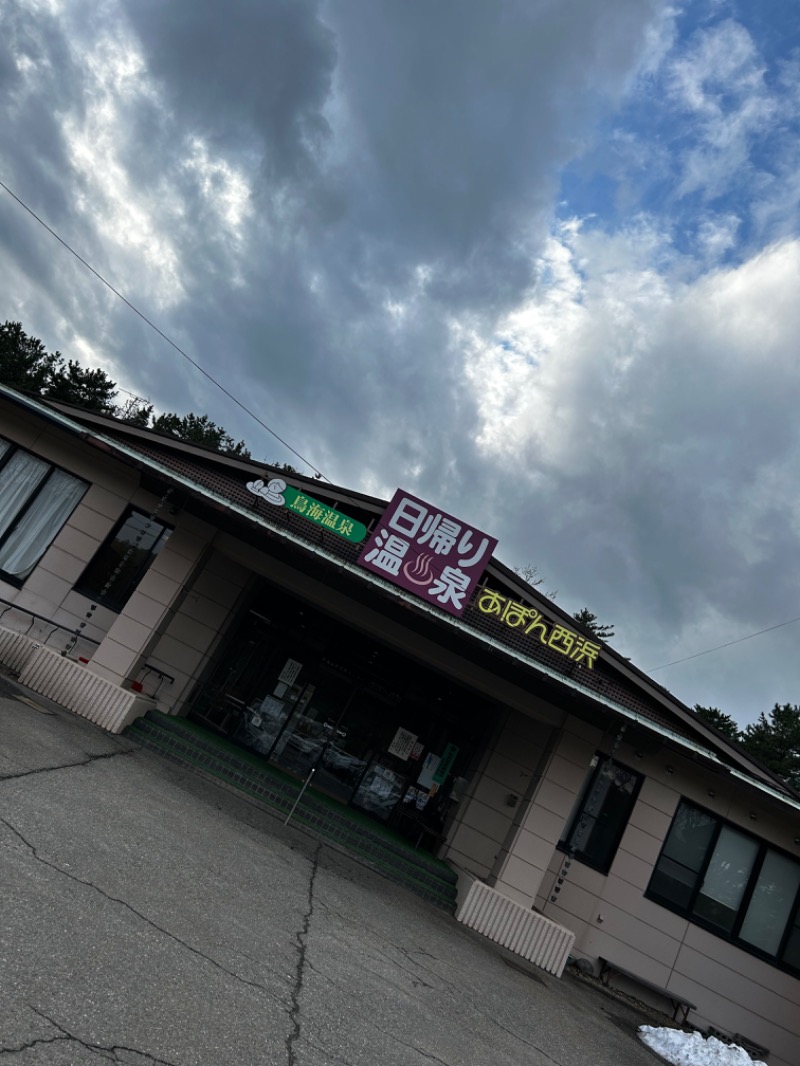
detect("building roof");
top-left (3, 385), bottom-right (798, 812)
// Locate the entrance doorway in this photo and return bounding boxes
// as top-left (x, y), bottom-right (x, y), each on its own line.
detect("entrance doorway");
top-left (186, 580), bottom-right (499, 841)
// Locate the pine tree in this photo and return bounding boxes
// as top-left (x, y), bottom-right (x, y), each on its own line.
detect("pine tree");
top-left (43, 358), bottom-right (118, 413)
top-left (693, 705), bottom-right (741, 741)
top-left (2, 320), bottom-right (251, 457)
top-left (573, 608), bottom-right (615, 641)
top-left (740, 704), bottom-right (800, 788)
top-left (0, 320), bottom-right (62, 393)
top-left (152, 412), bottom-right (250, 458)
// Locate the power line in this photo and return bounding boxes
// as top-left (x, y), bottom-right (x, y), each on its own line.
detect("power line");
top-left (0, 177), bottom-right (486, 592)
top-left (8, 178), bottom-right (795, 641)
top-left (648, 614), bottom-right (800, 672)
top-left (0, 177), bottom-right (325, 479)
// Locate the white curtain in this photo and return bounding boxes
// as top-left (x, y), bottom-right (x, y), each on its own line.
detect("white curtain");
top-left (0, 468), bottom-right (86, 579)
top-left (0, 450), bottom-right (49, 540)
top-left (740, 851), bottom-right (800, 955)
top-left (699, 827), bottom-right (759, 910)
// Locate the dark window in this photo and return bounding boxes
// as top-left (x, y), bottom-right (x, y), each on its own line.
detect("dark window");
top-left (0, 436), bottom-right (87, 583)
top-left (75, 508), bottom-right (171, 612)
top-left (647, 800), bottom-right (800, 974)
top-left (560, 756), bottom-right (643, 873)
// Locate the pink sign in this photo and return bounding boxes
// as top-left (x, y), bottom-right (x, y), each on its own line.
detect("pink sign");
top-left (357, 489), bottom-right (498, 617)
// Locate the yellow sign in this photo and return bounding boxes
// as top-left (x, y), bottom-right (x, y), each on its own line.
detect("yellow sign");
top-left (476, 590), bottom-right (601, 668)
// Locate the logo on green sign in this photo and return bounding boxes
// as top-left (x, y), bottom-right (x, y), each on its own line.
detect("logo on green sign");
top-left (246, 478), bottom-right (367, 544)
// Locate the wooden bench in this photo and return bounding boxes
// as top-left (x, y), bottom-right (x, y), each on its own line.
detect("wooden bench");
top-left (598, 957), bottom-right (696, 1024)
top-left (708, 1027), bottom-right (769, 1062)
top-left (733, 1034), bottom-right (769, 1062)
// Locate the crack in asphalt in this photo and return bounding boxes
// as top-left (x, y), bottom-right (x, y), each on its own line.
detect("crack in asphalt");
top-left (313, 901), bottom-right (459, 994)
top-left (300, 1034), bottom-right (358, 1066)
top-left (468, 1002), bottom-right (564, 1066)
top-left (286, 844), bottom-right (320, 1066)
top-left (0, 1033), bottom-right (72, 1057)
top-left (368, 942), bottom-right (454, 992)
top-left (0, 747), bottom-right (135, 781)
top-left (302, 918), bottom-right (564, 1066)
top-left (301, 953), bottom-right (562, 1065)
top-left (10, 1006), bottom-right (186, 1064)
top-left (0, 816), bottom-right (286, 1008)
top-left (391, 1036), bottom-right (452, 1065)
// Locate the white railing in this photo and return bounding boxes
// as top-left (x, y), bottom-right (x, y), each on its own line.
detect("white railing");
top-left (456, 880), bottom-right (575, 977)
top-left (0, 635), bottom-right (154, 733)
top-left (0, 628), bottom-right (40, 674)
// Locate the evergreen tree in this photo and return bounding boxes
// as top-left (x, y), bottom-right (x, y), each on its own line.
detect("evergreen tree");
top-left (740, 704), bottom-right (800, 788)
top-left (0, 320), bottom-right (61, 393)
top-left (2, 320), bottom-right (251, 457)
top-left (693, 704), bottom-right (741, 741)
top-left (573, 608), bottom-right (615, 641)
top-left (152, 411), bottom-right (250, 458)
top-left (43, 358), bottom-right (118, 413)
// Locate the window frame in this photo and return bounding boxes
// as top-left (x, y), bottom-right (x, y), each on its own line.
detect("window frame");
top-left (0, 438), bottom-right (87, 586)
top-left (74, 505), bottom-right (172, 613)
top-left (646, 798), bottom-right (800, 976)
top-left (558, 754), bottom-right (644, 875)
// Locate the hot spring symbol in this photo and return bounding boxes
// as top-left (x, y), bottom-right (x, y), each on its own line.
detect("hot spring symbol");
top-left (403, 552), bottom-right (435, 587)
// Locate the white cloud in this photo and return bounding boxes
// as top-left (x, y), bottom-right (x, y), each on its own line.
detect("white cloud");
top-left (668, 20), bottom-right (778, 200)
top-left (4, 0), bottom-right (800, 725)
top-left (60, 27), bottom-right (186, 310)
top-left (183, 138), bottom-right (252, 238)
top-left (696, 212), bottom-right (740, 259)
top-left (463, 225), bottom-right (800, 697)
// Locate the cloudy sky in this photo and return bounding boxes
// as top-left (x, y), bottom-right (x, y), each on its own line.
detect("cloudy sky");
top-left (2, 0), bottom-right (800, 727)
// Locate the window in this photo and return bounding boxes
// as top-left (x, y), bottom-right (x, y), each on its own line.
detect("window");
top-left (0, 437), bottom-right (87, 583)
top-left (647, 800), bottom-right (800, 974)
top-left (75, 508), bottom-right (171, 612)
top-left (560, 756), bottom-right (643, 873)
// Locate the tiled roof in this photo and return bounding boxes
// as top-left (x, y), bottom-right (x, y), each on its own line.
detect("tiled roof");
top-left (9, 390), bottom-right (789, 801)
top-left (105, 432), bottom-right (715, 748)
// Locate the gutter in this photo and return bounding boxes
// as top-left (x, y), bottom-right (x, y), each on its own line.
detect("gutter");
top-left (81, 427), bottom-right (800, 816)
top-left (4, 387), bottom-right (798, 814)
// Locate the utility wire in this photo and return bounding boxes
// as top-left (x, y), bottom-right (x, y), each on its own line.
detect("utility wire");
top-left (7, 179), bottom-right (798, 645)
top-left (0, 178), bottom-right (325, 479)
top-left (1, 177), bottom-right (485, 592)
top-left (648, 614), bottom-right (800, 672)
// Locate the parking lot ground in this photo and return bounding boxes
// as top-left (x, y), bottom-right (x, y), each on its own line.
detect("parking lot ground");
top-left (1, 682), bottom-right (668, 1066)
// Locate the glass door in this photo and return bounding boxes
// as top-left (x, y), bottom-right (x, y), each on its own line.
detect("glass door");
top-left (270, 673), bottom-right (365, 802)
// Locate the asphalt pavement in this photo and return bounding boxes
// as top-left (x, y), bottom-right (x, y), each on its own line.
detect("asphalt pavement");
top-left (0, 676), bottom-right (666, 1066)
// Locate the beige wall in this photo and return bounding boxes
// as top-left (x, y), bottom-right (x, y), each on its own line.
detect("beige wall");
top-left (487, 716), bottom-right (603, 906)
top-left (442, 710), bottom-right (554, 883)
top-left (532, 730), bottom-right (800, 1066)
top-left (0, 408), bottom-right (246, 708)
top-left (441, 710), bottom-right (603, 903)
top-left (141, 547), bottom-right (251, 711)
top-left (0, 412), bottom-right (138, 652)
top-left (87, 516), bottom-right (217, 694)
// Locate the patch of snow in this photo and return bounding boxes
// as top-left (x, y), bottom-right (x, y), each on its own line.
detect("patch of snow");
top-left (638, 1027), bottom-right (765, 1066)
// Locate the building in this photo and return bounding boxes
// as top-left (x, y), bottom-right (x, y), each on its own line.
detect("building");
top-left (1, 382), bottom-right (798, 1064)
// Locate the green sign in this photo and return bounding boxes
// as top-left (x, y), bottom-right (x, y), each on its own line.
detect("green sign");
top-left (283, 485), bottom-right (367, 543)
top-left (246, 477), bottom-right (367, 543)
top-left (433, 742), bottom-right (459, 785)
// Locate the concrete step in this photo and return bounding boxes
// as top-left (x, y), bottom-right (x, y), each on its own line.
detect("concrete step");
top-left (125, 711), bottom-right (458, 912)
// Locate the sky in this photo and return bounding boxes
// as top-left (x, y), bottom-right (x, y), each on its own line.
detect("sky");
top-left (2, 0), bottom-right (800, 727)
